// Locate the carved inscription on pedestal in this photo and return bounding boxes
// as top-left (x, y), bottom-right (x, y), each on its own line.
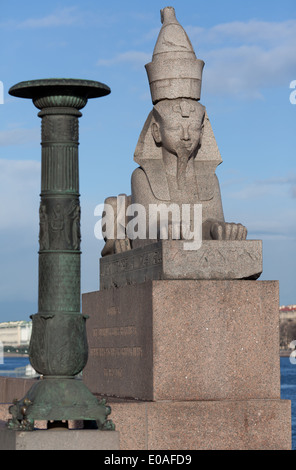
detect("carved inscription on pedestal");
top-left (84, 285), bottom-right (153, 399)
top-left (101, 248), bottom-right (162, 276)
top-left (90, 347), bottom-right (143, 358)
top-left (100, 242), bottom-right (163, 288)
top-left (90, 323), bottom-right (143, 369)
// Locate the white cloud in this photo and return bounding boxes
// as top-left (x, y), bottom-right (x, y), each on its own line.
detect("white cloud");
top-left (190, 19), bottom-right (296, 98)
top-left (100, 18), bottom-right (296, 99)
top-left (0, 159), bottom-right (40, 230)
top-left (1, 7), bottom-right (80, 30)
top-left (226, 174), bottom-right (296, 200)
top-left (256, 175), bottom-right (296, 198)
top-left (203, 42), bottom-right (296, 98)
top-left (187, 19), bottom-right (296, 47)
top-left (97, 51), bottom-right (151, 68)
top-left (221, 171), bottom-right (296, 242)
top-left (0, 128), bottom-right (39, 147)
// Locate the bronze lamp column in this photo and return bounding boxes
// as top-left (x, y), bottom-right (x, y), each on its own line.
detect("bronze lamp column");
top-left (8, 79), bottom-right (113, 430)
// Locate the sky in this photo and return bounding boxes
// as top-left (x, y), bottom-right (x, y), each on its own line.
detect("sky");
top-left (0, 0), bottom-right (295, 322)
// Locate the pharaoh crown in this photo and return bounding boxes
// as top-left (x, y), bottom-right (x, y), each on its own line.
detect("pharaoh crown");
top-left (145, 7), bottom-right (205, 104)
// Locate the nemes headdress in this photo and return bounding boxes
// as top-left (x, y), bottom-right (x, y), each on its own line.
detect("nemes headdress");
top-left (134, 7), bottom-right (222, 202)
top-left (145, 6), bottom-right (205, 104)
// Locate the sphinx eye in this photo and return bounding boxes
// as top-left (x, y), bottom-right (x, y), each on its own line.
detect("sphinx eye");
top-left (167, 125), bottom-right (181, 132)
top-left (189, 124), bottom-right (200, 132)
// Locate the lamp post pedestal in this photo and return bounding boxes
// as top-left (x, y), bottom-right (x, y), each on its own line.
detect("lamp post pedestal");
top-left (7, 79), bottom-right (113, 430)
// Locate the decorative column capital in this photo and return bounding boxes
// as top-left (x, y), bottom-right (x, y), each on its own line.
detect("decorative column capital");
top-left (9, 78), bottom-right (110, 107)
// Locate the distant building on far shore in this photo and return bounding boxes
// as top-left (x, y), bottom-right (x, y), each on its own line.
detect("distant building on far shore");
top-left (280, 305), bottom-right (296, 351)
top-left (280, 305), bottom-right (296, 321)
top-left (0, 321), bottom-right (32, 349)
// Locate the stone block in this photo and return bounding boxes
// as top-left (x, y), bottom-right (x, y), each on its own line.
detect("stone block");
top-left (0, 378), bottom-right (7, 403)
top-left (0, 405), bottom-right (10, 423)
top-left (83, 279), bottom-right (281, 401)
top-left (0, 427), bottom-right (119, 450)
top-left (107, 399), bottom-right (291, 450)
top-left (100, 240), bottom-right (262, 289)
top-left (0, 377), bottom-right (37, 404)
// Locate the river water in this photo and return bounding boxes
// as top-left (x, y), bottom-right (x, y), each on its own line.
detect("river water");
top-left (0, 356), bottom-right (30, 377)
top-left (280, 356), bottom-right (296, 449)
top-left (0, 356), bottom-right (295, 448)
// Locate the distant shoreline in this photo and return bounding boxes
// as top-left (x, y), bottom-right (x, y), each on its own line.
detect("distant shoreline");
top-left (3, 353), bottom-right (29, 358)
top-left (280, 350), bottom-right (291, 357)
top-left (2, 352), bottom-right (292, 359)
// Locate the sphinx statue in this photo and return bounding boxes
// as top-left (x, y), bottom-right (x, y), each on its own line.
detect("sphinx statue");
top-left (101, 6), bottom-right (247, 257)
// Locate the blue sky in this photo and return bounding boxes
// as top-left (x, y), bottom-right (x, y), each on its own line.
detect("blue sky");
top-left (0, 0), bottom-right (295, 322)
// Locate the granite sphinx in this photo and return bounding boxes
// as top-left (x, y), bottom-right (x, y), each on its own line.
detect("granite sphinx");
top-left (100, 6), bottom-right (262, 285)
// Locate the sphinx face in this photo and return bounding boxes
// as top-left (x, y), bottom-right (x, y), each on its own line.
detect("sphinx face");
top-left (152, 99), bottom-right (205, 158)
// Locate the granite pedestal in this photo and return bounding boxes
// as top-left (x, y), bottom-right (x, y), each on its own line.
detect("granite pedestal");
top-left (82, 276), bottom-right (291, 449)
top-left (84, 279), bottom-right (280, 401)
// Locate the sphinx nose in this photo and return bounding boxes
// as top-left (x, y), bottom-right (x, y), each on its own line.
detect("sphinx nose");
top-left (181, 127), bottom-right (190, 141)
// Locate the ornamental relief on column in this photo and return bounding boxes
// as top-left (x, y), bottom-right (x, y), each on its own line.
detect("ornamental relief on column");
top-left (39, 199), bottom-right (81, 251)
top-left (42, 115), bottom-right (79, 142)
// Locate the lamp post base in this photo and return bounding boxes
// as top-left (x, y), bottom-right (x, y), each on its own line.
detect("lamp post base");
top-left (7, 378), bottom-right (114, 431)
